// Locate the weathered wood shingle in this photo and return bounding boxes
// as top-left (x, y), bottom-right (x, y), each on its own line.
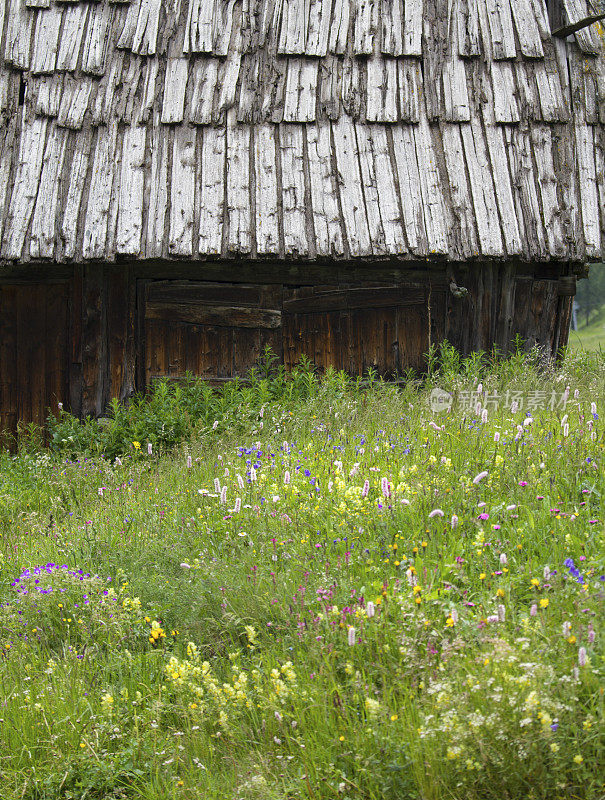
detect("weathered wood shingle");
top-left (0, 0), bottom-right (603, 265)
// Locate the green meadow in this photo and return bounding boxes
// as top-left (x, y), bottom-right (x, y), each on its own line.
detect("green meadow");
top-left (0, 346), bottom-right (603, 800)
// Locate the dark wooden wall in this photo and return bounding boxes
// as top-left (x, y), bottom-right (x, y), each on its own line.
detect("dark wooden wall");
top-left (0, 260), bottom-right (576, 435)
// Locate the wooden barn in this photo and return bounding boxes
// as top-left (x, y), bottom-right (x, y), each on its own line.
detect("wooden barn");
top-left (0, 0), bottom-right (604, 434)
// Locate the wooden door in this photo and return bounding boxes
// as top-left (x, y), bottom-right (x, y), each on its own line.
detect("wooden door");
top-left (283, 285), bottom-right (442, 375)
top-left (141, 281), bottom-right (283, 385)
top-left (0, 282), bottom-right (70, 437)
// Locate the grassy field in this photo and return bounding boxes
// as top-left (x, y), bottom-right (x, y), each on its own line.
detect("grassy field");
top-left (569, 306), bottom-right (605, 353)
top-left (0, 348), bottom-right (603, 800)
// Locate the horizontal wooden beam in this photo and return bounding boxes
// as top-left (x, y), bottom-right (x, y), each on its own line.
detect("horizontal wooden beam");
top-left (552, 12), bottom-right (605, 37)
top-left (145, 301), bottom-right (282, 329)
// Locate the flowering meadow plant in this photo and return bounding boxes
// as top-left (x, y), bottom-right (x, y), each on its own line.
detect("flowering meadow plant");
top-left (0, 347), bottom-right (603, 799)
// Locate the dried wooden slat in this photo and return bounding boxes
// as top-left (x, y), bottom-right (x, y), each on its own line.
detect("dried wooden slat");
top-left (529, 0), bottom-right (551, 38)
top-left (341, 57), bottom-right (363, 119)
top-left (91, 51), bottom-right (124, 125)
top-left (57, 76), bottom-right (93, 130)
top-left (169, 125), bottom-right (196, 255)
top-left (484, 0), bottom-right (516, 59)
top-left (491, 61), bottom-right (520, 123)
top-left (482, 121), bottom-right (523, 255)
top-left (460, 120), bottom-right (503, 256)
top-left (33, 75), bottom-right (63, 117)
top-left (413, 116), bottom-right (450, 254)
top-left (366, 57), bottom-right (398, 123)
top-left (574, 123), bottom-right (600, 257)
top-left (226, 115), bottom-right (251, 253)
top-left (353, 0), bottom-right (378, 55)
top-left (318, 55), bottom-right (342, 120)
top-left (116, 125), bottom-right (146, 254)
top-left (504, 126), bottom-right (547, 259)
top-left (328, 0), bottom-right (351, 53)
top-left (357, 124), bottom-right (406, 254)
top-left (529, 125), bottom-right (566, 257)
top-left (26, 0), bottom-right (50, 7)
top-left (117, 0), bottom-right (141, 50)
top-left (397, 60), bottom-right (421, 122)
top-left (145, 121), bottom-right (170, 258)
top-left (216, 34), bottom-right (243, 117)
top-left (83, 122), bottom-right (119, 259)
top-left (534, 59), bottom-right (568, 122)
top-left (198, 124), bottom-right (226, 255)
top-left (442, 46), bottom-right (470, 122)
top-left (2, 115), bottom-right (48, 260)
top-left (457, 0), bottom-right (481, 57)
top-left (62, 130), bottom-right (92, 259)
top-left (57, 4), bottom-right (89, 71)
top-left (0, 117), bottom-right (18, 247)
top-left (562, 0), bottom-right (602, 54)
top-left (190, 59), bottom-right (219, 124)
top-left (381, 0), bottom-right (404, 56)
top-left (254, 126), bottom-right (279, 254)
top-left (514, 61), bottom-right (541, 120)
top-left (390, 124), bottom-right (428, 254)
top-left (30, 125), bottom-right (68, 259)
top-left (509, 0), bottom-right (544, 58)
top-left (32, 7), bottom-right (62, 75)
top-left (283, 59), bottom-right (319, 122)
top-left (331, 116), bottom-right (371, 257)
top-left (131, 0), bottom-right (162, 55)
top-left (213, 0), bottom-right (238, 57)
top-left (306, 0), bottom-right (332, 56)
top-left (305, 123), bottom-right (344, 256)
top-left (139, 58), bottom-right (159, 123)
top-left (441, 123), bottom-right (479, 258)
top-left (594, 126), bottom-right (605, 251)
top-left (82, 3), bottom-right (113, 75)
top-left (5, 0), bottom-right (34, 70)
top-left (184, 0), bottom-right (215, 53)
top-left (403, 0), bottom-right (423, 56)
top-left (279, 124), bottom-right (308, 256)
top-left (161, 58), bottom-right (189, 123)
top-left (278, 0), bottom-right (307, 54)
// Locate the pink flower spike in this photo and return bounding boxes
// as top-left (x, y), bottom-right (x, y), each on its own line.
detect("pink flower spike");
top-left (473, 471), bottom-right (488, 484)
top-left (347, 627), bottom-right (356, 646)
top-left (362, 480), bottom-right (370, 498)
top-left (578, 647), bottom-right (587, 667)
top-left (429, 508), bottom-right (444, 518)
top-left (530, 604), bottom-right (538, 617)
top-left (451, 515), bottom-right (459, 528)
top-left (494, 431), bottom-right (500, 443)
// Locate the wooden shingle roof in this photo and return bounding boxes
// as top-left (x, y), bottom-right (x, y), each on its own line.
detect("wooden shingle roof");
top-left (0, 0), bottom-right (603, 265)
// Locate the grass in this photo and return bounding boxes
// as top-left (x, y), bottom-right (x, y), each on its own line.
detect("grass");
top-left (569, 305), bottom-right (605, 353)
top-left (0, 346), bottom-right (603, 800)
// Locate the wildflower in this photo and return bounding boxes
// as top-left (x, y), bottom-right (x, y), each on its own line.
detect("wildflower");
top-left (578, 647), bottom-right (587, 666)
top-left (362, 480), bottom-right (370, 498)
top-left (428, 508), bottom-right (444, 518)
top-left (212, 420), bottom-right (219, 429)
top-left (234, 497), bottom-right (241, 513)
top-left (100, 692), bottom-right (114, 713)
top-left (347, 627), bottom-right (356, 646)
top-left (445, 617), bottom-right (454, 627)
top-left (479, 573), bottom-right (486, 580)
top-left (147, 443), bottom-right (153, 455)
top-left (186, 456), bottom-right (192, 469)
top-left (214, 478), bottom-right (221, 493)
top-left (472, 471), bottom-right (488, 484)
top-left (499, 553), bottom-right (507, 565)
top-left (530, 604), bottom-right (538, 617)
top-left (450, 608), bottom-right (459, 623)
top-left (481, 409), bottom-right (488, 423)
top-left (451, 514), bottom-right (459, 528)
top-left (543, 565), bottom-right (551, 580)
top-left (494, 431), bottom-right (500, 442)
top-left (284, 471), bottom-right (291, 485)
top-left (563, 424), bottom-right (569, 437)
top-left (539, 598), bottom-right (549, 609)
top-left (366, 601), bottom-right (375, 618)
top-left (390, 714), bottom-right (398, 721)
top-left (588, 625), bottom-right (595, 644)
top-left (550, 743), bottom-right (559, 753)
top-left (486, 614), bottom-right (499, 624)
top-left (132, 441), bottom-right (141, 450)
top-left (497, 604), bottom-right (506, 622)
top-left (381, 477), bottom-right (390, 498)
top-left (237, 474), bottom-right (244, 489)
top-left (573, 755), bottom-right (583, 765)
top-left (220, 486), bottom-right (227, 504)
top-left (562, 622), bottom-right (571, 637)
